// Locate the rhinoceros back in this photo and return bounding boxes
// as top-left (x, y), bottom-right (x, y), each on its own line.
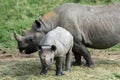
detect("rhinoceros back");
top-left (40, 27), bottom-right (73, 57)
top-left (53, 3), bottom-right (120, 49)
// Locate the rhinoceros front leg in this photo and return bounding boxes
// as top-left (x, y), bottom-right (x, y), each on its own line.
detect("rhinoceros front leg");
top-left (39, 55), bottom-right (48, 75)
top-left (76, 42), bottom-right (94, 68)
top-left (72, 43), bottom-right (82, 66)
top-left (55, 57), bottom-right (64, 76)
top-left (40, 65), bottom-right (48, 75)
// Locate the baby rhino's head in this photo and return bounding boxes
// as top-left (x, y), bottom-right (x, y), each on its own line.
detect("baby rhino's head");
top-left (39, 45), bottom-right (56, 68)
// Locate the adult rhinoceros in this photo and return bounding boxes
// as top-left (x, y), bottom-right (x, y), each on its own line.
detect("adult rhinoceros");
top-left (14, 3), bottom-right (120, 67)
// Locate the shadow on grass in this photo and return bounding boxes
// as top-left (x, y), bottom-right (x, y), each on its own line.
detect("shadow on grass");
top-left (0, 60), bottom-right (41, 77)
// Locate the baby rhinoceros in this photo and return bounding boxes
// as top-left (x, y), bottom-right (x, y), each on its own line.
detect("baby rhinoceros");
top-left (38, 27), bottom-right (73, 76)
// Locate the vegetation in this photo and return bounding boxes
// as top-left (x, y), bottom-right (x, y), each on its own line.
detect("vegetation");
top-left (0, 0), bottom-right (120, 80)
top-left (0, 0), bottom-right (120, 50)
top-left (0, 53), bottom-right (120, 80)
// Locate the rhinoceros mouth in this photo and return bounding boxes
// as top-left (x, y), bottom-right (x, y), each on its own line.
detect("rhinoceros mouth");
top-left (19, 45), bottom-right (38, 54)
top-left (19, 49), bottom-right (27, 54)
top-left (21, 48), bottom-right (37, 54)
top-left (19, 47), bottom-right (30, 54)
top-left (22, 50), bottom-right (26, 54)
top-left (21, 50), bottom-right (32, 54)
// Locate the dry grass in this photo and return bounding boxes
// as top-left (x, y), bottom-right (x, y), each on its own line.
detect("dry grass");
top-left (0, 50), bottom-right (120, 80)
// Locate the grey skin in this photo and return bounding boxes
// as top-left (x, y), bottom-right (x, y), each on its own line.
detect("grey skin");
top-left (38, 27), bottom-right (73, 76)
top-left (14, 30), bottom-right (45, 54)
top-left (14, 3), bottom-right (120, 67)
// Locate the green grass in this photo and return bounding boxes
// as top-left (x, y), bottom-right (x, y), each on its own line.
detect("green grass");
top-left (0, 0), bottom-right (120, 51)
top-left (0, 1), bottom-right (120, 80)
top-left (0, 57), bottom-right (120, 80)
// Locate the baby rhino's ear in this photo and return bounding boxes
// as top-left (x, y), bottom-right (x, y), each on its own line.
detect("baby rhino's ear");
top-left (51, 45), bottom-right (56, 51)
top-left (38, 45), bottom-right (42, 50)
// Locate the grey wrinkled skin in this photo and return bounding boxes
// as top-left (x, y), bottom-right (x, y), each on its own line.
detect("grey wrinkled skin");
top-left (14, 30), bottom-right (45, 54)
top-left (39, 27), bottom-right (73, 76)
top-left (14, 3), bottom-right (120, 67)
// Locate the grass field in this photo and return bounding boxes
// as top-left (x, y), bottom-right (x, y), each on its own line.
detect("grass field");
top-left (0, 0), bottom-right (120, 49)
top-left (0, 0), bottom-right (120, 80)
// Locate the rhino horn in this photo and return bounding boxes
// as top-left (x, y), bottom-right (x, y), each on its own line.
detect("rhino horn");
top-left (22, 30), bottom-right (27, 36)
top-left (14, 31), bottom-right (24, 42)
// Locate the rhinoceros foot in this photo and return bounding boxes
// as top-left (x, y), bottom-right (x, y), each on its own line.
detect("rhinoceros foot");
top-left (40, 70), bottom-right (47, 75)
top-left (72, 61), bottom-right (82, 66)
top-left (85, 63), bottom-right (95, 68)
top-left (55, 71), bottom-right (65, 76)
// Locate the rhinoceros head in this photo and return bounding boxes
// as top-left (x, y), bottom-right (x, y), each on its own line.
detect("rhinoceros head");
top-left (14, 30), bottom-right (45, 54)
top-left (39, 45), bottom-right (56, 68)
top-left (14, 16), bottom-right (47, 54)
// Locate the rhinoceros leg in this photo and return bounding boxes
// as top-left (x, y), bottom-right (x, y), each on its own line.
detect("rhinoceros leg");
top-left (65, 47), bottom-right (72, 72)
top-left (40, 65), bottom-right (48, 75)
top-left (55, 57), bottom-right (64, 76)
top-left (74, 42), bottom-right (94, 68)
top-left (39, 54), bottom-right (48, 75)
top-left (72, 43), bottom-right (82, 66)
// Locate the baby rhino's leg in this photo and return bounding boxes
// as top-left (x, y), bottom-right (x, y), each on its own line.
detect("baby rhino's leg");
top-left (65, 49), bottom-right (72, 72)
top-left (55, 57), bottom-right (64, 76)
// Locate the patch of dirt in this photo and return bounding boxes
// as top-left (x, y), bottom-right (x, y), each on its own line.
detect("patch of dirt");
top-left (0, 48), bottom-right (39, 62)
top-left (0, 48), bottom-right (120, 63)
top-left (0, 48), bottom-right (12, 59)
top-left (92, 49), bottom-right (120, 62)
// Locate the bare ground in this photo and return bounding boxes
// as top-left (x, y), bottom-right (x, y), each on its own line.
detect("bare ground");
top-left (0, 48), bottom-right (120, 80)
top-left (0, 48), bottom-right (120, 63)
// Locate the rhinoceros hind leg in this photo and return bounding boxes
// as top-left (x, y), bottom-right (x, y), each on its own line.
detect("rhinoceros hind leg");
top-left (72, 43), bottom-right (82, 66)
top-left (65, 48), bottom-right (72, 72)
top-left (75, 42), bottom-right (94, 68)
top-left (72, 52), bottom-right (82, 66)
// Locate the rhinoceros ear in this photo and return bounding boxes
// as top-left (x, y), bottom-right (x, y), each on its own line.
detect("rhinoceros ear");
top-left (51, 45), bottom-right (56, 51)
top-left (38, 45), bottom-right (42, 50)
top-left (35, 20), bottom-right (41, 28)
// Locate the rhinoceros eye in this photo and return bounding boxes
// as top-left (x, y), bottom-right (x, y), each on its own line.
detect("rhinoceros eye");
top-left (25, 38), bottom-right (34, 44)
top-left (28, 38), bottom-right (33, 43)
